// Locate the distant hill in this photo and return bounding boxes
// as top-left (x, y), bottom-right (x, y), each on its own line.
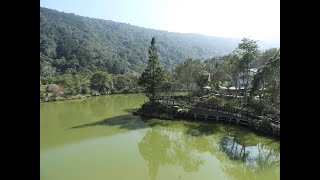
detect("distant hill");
top-left (40, 7), bottom-right (279, 76)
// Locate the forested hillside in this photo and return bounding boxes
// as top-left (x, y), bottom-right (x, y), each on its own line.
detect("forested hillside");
top-left (40, 7), bottom-right (279, 102)
top-left (40, 7), bottom-right (244, 76)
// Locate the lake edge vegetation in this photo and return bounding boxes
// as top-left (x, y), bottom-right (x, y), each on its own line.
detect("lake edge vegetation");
top-left (133, 37), bottom-right (280, 137)
top-left (40, 7), bottom-right (279, 103)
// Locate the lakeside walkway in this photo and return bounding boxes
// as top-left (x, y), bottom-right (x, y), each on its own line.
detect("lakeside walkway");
top-left (154, 95), bottom-right (280, 136)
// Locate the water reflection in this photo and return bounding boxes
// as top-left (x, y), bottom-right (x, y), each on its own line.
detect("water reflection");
top-left (219, 133), bottom-right (280, 179)
top-left (138, 126), bottom-right (205, 180)
top-left (219, 134), bottom-right (280, 167)
top-left (42, 94), bottom-right (280, 180)
top-left (41, 94), bottom-right (146, 150)
top-left (138, 121), bottom-right (280, 180)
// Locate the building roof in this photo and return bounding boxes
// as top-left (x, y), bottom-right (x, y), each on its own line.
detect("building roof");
top-left (250, 68), bottom-right (258, 73)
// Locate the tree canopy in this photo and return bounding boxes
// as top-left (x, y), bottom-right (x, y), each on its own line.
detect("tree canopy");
top-left (138, 37), bottom-right (165, 102)
top-left (40, 7), bottom-right (276, 77)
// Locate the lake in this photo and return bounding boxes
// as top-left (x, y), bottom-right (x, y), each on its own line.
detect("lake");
top-left (40, 94), bottom-right (280, 180)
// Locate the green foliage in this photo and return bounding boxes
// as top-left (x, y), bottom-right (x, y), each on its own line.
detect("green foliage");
top-left (174, 58), bottom-right (203, 92)
top-left (223, 98), bottom-right (241, 109)
top-left (203, 56), bottom-right (229, 90)
top-left (40, 58), bottom-right (56, 77)
top-left (40, 7), bottom-right (241, 76)
top-left (195, 70), bottom-right (210, 91)
top-left (161, 81), bottom-right (172, 96)
top-left (135, 102), bottom-right (178, 119)
top-left (258, 118), bottom-right (273, 133)
top-left (138, 37), bottom-right (165, 102)
top-left (80, 83), bottom-right (90, 94)
top-left (90, 71), bottom-right (113, 95)
top-left (40, 8), bottom-right (279, 109)
top-left (250, 50), bottom-right (280, 116)
top-left (112, 74), bottom-right (130, 92)
top-left (233, 38), bottom-right (260, 102)
top-left (256, 48), bottom-right (279, 67)
top-left (202, 97), bottom-right (224, 107)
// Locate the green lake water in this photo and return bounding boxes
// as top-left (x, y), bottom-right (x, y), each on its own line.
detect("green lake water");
top-left (40, 94), bottom-right (280, 180)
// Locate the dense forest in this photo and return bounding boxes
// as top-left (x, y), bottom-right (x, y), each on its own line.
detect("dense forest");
top-left (40, 7), bottom-right (279, 103)
top-left (136, 37), bottom-right (280, 120)
top-left (40, 7), bottom-right (239, 75)
top-left (40, 7), bottom-right (278, 75)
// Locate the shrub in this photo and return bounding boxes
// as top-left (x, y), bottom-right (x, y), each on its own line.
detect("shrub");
top-left (46, 84), bottom-right (64, 94)
top-left (204, 97), bottom-right (224, 107)
top-left (258, 118), bottom-right (272, 133)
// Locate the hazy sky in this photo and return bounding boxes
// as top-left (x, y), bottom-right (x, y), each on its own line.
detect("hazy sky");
top-left (40, 0), bottom-right (279, 40)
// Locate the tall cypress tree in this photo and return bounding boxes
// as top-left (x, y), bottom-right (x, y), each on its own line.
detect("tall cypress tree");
top-left (138, 37), bottom-right (164, 103)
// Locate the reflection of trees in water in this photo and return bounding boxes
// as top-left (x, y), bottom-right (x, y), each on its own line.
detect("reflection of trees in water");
top-left (138, 127), bottom-right (205, 180)
top-left (219, 134), bottom-right (280, 179)
top-left (138, 122), bottom-right (280, 180)
top-left (220, 134), bottom-right (280, 167)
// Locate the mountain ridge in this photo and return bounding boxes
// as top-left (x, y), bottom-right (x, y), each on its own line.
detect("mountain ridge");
top-left (40, 7), bottom-right (278, 76)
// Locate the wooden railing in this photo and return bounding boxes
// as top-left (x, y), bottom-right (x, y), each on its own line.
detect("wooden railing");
top-left (154, 95), bottom-right (280, 126)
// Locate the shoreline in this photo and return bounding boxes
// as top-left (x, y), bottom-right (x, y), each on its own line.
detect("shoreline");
top-left (133, 102), bottom-right (280, 138)
top-left (40, 91), bottom-right (189, 103)
top-left (40, 91), bottom-right (142, 103)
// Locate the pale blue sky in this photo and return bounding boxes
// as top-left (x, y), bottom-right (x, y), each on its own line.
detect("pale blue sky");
top-left (40, 0), bottom-right (279, 41)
